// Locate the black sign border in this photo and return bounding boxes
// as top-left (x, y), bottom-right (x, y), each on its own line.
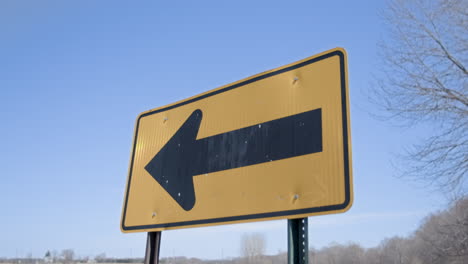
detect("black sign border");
top-left (122, 49), bottom-right (351, 231)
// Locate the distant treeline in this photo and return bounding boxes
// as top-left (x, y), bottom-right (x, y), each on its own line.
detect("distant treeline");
top-left (126, 197), bottom-right (468, 264)
top-left (0, 258), bottom-right (144, 264)
top-left (0, 259), bottom-right (43, 264)
top-left (95, 258), bottom-right (143, 263)
top-left (2, 197), bottom-right (466, 264)
top-left (136, 197), bottom-right (468, 264)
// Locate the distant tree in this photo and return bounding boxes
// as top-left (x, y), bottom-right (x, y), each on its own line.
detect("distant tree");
top-left (415, 197), bottom-right (468, 263)
top-left (314, 243), bottom-right (342, 264)
top-left (374, 0), bottom-right (467, 195)
top-left (51, 250), bottom-right (59, 263)
top-left (25, 253), bottom-right (33, 264)
top-left (379, 237), bottom-right (409, 264)
top-left (61, 249), bottom-right (75, 264)
top-left (81, 256), bottom-right (89, 263)
top-left (344, 243), bottom-right (365, 264)
top-left (94, 253), bottom-right (106, 263)
top-left (362, 248), bottom-right (382, 264)
top-left (240, 233), bottom-right (266, 263)
top-left (44, 251), bottom-right (52, 264)
top-left (313, 243), bottom-right (365, 264)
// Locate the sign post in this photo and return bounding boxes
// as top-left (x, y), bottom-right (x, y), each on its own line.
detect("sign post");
top-left (144, 232), bottom-right (161, 264)
top-left (288, 218), bottom-right (309, 264)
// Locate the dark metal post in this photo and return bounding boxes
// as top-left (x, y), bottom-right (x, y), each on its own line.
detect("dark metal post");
top-left (288, 218), bottom-right (309, 264)
top-left (144, 232), bottom-right (162, 264)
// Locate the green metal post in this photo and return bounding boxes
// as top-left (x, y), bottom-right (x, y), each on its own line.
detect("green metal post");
top-left (144, 232), bottom-right (161, 264)
top-left (288, 218), bottom-right (309, 264)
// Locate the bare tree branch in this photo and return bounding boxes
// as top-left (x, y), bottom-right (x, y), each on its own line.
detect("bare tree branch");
top-left (373, 0), bottom-right (468, 195)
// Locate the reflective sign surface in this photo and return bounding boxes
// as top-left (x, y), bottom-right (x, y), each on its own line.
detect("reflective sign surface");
top-left (121, 48), bottom-right (353, 232)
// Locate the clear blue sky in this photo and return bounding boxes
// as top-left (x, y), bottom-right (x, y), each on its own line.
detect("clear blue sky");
top-left (1, 0), bottom-right (445, 260)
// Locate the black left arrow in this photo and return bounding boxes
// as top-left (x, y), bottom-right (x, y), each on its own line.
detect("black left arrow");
top-left (145, 108), bottom-right (323, 211)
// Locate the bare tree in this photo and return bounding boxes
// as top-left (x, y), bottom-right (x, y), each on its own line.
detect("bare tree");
top-left (61, 249), bottom-right (75, 264)
top-left (415, 197), bottom-right (468, 264)
top-left (379, 237), bottom-right (410, 264)
top-left (374, 0), bottom-right (468, 195)
top-left (94, 253), bottom-right (106, 263)
top-left (51, 250), bottom-right (59, 263)
top-left (314, 243), bottom-right (340, 264)
top-left (362, 248), bottom-right (382, 264)
top-left (344, 243), bottom-right (365, 264)
top-left (240, 233), bottom-right (266, 263)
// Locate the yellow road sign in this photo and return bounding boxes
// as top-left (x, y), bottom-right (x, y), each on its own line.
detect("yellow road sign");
top-left (121, 48), bottom-right (353, 232)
